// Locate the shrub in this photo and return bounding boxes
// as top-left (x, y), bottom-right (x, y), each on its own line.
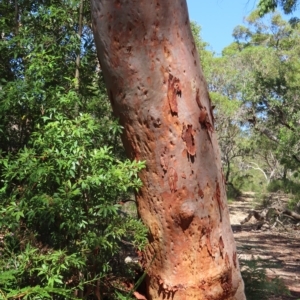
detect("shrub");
top-left (241, 258), bottom-right (289, 300)
top-left (0, 113), bottom-right (148, 299)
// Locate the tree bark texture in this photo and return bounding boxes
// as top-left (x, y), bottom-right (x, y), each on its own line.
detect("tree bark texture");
top-left (91, 1), bottom-right (246, 299)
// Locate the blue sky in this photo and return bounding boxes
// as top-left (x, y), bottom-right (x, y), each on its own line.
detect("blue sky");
top-left (186, 0), bottom-right (300, 55)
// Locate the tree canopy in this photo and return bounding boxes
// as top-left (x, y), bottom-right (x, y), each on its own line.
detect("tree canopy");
top-left (258, 0), bottom-right (299, 15)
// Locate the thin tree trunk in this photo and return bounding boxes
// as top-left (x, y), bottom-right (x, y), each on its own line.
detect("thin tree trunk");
top-left (226, 160), bottom-right (231, 183)
top-left (91, 1), bottom-right (245, 299)
top-left (75, 0), bottom-right (84, 90)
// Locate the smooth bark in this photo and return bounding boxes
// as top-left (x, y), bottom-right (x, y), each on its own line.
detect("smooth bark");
top-left (91, 1), bottom-right (246, 299)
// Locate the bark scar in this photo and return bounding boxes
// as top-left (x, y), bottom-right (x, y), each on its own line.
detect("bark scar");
top-left (219, 236), bottom-right (225, 258)
top-left (209, 101), bottom-right (216, 126)
top-left (225, 253), bottom-right (230, 267)
top-left (233, 251), bottom-right (237, 268)
top-left (205, 228), bottom-right (213, 257)
top-left (215, 180), bottom-right (224, 222)
top-left (198, 187), bottom-right (204, 198)
top-left (195, 89), bottom-right (214, 142)
top-left (181, 124), bottom-right (196, 157)
top-left (221, 267), bottom-right (233, 295)
top-left (168, 167), bottom-right (178, 193)
top-left (221, 170), bottom-right (226, 187)
top-left (160, 147), bottom-right (169, 173)
top-left (167, 73), bottom-right (181, 115)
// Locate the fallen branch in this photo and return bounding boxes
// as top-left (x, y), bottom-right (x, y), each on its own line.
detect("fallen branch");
top-left (282, 209), bottom-right (300, 221)
top-left (240, 209), bottom-right (267, 225)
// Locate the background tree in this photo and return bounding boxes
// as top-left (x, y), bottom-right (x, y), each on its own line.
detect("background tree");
top-left (257, 0), bottom-right (299, 15)
top-left (190, 25), bottom-right (256, 193)
top-left (231, 11), bottom-right (300, 178)
top-left (195, 10), bottom-right (300, 194)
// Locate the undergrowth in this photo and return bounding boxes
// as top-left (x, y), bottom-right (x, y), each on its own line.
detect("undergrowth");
top-left (241, 258), bottom-right (289, 300)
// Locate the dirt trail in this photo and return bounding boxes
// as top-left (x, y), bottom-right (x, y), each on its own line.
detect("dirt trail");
top-left (229, 193), bottom-right (300, 299)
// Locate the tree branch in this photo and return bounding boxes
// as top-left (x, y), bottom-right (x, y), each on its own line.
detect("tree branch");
top-left (255, 127), bottom-right (279, 143)
top-left (246, 162), bottom-right (269, 182)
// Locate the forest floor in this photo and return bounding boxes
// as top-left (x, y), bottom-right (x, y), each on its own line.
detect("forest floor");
top-left (229, 192), bottom-right (300, 300)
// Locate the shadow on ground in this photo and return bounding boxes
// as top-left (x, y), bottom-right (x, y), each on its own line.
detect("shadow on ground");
top-left (229, 196), bottom-right (300, 299)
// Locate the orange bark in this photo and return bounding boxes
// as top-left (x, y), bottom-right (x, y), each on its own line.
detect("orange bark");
top-left (91, 0), bottom-right (246, 299)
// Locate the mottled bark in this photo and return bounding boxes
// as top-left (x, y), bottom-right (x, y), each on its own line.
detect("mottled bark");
top-left (91, 1), bottom-right (246, 299)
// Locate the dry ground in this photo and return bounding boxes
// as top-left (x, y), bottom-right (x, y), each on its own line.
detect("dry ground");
top-left (229, 193), bottom-right (300, 299)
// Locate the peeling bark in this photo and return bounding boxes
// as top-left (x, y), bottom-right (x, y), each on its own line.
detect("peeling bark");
top-left (91, 0), bottom-right (245, 299)
top-left (167, 73), bottom-right (181, 115)
top-left (182, 124), bottom-right (196, 156)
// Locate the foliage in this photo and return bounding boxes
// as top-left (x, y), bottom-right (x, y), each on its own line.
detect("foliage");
top-left (235, 12), bottom-right (300, 177)
top-left (190, 22), bottom-right (214, 73)
top-left (206, 11), bottom-right (300, 194)
top-left (257, 0), bottom-right (299, 15)
top-left (192, 10), bottom-right (300, 199)
top-left (191, 23), bottom-right (255, 189)
top-left (1, 0), bottom-right (300, 297)
top-left (267, 178), bottom-right (300, 194)
top-left (0, 0), bottom-right (147, 298)
top-left (0, 112), bottom-right (147, 299)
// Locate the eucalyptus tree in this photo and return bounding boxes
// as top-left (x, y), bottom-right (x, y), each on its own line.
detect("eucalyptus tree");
top-left (230, 11), bottom-right (300, 175)
top-left (91, 0), bottom-right (246, 299)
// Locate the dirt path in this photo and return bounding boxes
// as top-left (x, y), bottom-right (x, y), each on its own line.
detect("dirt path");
top-left (229, 193), bottom-right (300, 299)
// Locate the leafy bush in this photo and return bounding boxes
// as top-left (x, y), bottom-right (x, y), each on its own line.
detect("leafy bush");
top-left (0, 1), bottom-right (148, 297)
top-left (226, 184), bottom-right (242, 202)
top-left (0, 113), bottom-right (147, 299)
top-left (268, 178), bottom-right (300, 194)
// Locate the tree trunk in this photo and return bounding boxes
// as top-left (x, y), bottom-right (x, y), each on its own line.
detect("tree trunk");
top-left (91, 1), bottom-right (246, 299)
top-left (75, 0), bottom-right (84, 91)
top-left (226, 160), bottom-right (231, 183)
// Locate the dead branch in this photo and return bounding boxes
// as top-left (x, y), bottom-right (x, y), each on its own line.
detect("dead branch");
top-left (282, 209), bottom-right (300, 221)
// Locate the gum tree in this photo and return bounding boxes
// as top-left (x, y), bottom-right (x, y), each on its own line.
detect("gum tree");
top-left (91, 0), bottom-right (246, 299)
